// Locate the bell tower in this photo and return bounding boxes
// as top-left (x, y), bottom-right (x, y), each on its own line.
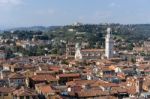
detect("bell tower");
top-left (105, 28), bottom-right (114, 59)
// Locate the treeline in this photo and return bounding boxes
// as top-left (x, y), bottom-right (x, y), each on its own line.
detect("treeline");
top-left (1, 24), bottom-right (150, 50)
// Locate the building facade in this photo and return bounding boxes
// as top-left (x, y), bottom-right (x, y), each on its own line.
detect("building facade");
top-left (66, 42), bottom-right (76, 59)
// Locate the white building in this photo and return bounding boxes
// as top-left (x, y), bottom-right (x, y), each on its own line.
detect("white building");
top-left (105, 28), bottom-right (114, 59)
top-left (75, 43), bottom-right (104, 61)
top-left (75, 43), bottom-right (82, 61)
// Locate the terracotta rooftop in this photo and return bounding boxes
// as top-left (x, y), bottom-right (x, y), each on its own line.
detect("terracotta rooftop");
top-left (31, 74), bottom-right (57, 81)
top-left (67, 80), bottom-right (98, 86)
top-left (68, 89), bottom-right (109, 97)
top-left (13, 87), bottom-right (37, 96)
top-left (8, 73), bottom-right (25, 79)
top-left (0, 87), bottom-right (15, 93)
top-left (126, 85), bottom-right (137, 95)
top-left (39, 85), bottom-right (55, 94)
top-left (66, 80), bottom-right (112, 88)
top-left (58, 73), bottom-right (80, 78)
top-left (111, 87), bottom-right (128, 94)
top-left (49, 66), bottom-right (61, 72)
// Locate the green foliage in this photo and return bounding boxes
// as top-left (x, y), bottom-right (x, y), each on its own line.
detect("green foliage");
top-left (131, 57), bottom-right (136, 63)
top-left (127, 43), bottom-right (134, 50)
top-left (2, 24), bottom-right (150, 57)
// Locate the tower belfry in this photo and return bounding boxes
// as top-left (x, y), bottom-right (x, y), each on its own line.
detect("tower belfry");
top-left (105, 28), bottom-right (114, 59)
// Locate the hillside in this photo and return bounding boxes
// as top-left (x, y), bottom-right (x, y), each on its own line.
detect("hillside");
top-left (2, 24), bottom-right (150, 43)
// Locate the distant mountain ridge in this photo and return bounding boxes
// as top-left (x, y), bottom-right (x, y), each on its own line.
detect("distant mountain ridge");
top-left (5, 26), bottom-right (61, 32)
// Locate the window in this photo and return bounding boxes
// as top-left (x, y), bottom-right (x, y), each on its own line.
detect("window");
top-left (26, 96), bottom-right (30, 99)
top-left (20, 96), bottom-right (24, 99)
top-left (147, 95), bottom-right (150, 98)
top-left (4, 93), bottom-right (8, 96)
top-left (18, 79), bottom-right (20, 83)
top-left (32, 96), bottom-right (37, 99)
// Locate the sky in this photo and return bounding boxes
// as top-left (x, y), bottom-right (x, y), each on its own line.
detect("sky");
top-left (0, 0), bottom-right (150, 28)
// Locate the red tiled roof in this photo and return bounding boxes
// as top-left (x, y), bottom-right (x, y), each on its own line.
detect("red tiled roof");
top-left (67, 80), bottom-right (108, 87)
top-left (39, 85), bottom-right (55, 94)
top-left (13, 87), bottom-right (37, 96)
top-left (49, 66), bottom-right (61, 72)
top-left (111, 87), bottom-right (128, 94)
top-left (0, 87), bottom-right (15, 93)
top-left (126, 86), bottom-right (137, 95)
top-left (8, 73), bottom-right (25, 79)
top-left (69, 89), bottom-right (109, 97)
top-left (58, 73), bottom-right (80, 78)
top-left (31, 75), bottom-right (57, 81)
top-left (99, 82), bottom-right (119, 87)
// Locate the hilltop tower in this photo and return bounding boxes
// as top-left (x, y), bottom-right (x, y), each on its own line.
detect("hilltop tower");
top-left (105, 28), bottom-right (114, 59)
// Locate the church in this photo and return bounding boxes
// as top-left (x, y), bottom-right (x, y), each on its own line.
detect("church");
top-left (75, 28), bottom-right (114, 61)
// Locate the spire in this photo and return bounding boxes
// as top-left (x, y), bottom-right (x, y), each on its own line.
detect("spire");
top-left (106, 27), bottom-right (112, 38)
top-left (107, 27), bottom-right (111, 34)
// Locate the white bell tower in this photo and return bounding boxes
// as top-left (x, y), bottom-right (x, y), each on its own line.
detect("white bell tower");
top-left (105, 28), bottom-right (114, 59)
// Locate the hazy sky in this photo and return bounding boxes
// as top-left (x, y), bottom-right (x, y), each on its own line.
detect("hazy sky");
top-left (0, 0), bottom-right (150, 28)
